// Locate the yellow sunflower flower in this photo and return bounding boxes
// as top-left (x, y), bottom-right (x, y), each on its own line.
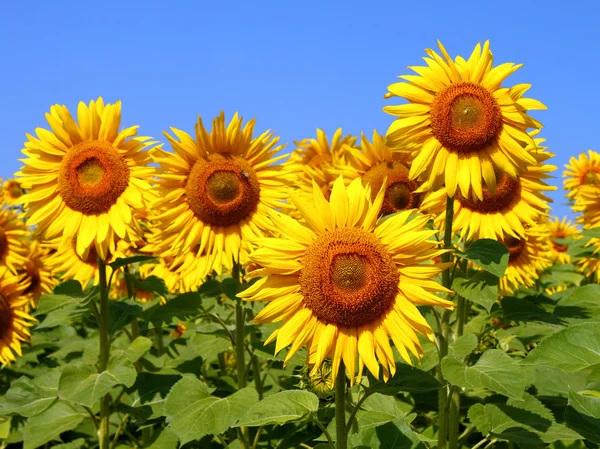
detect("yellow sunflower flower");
top-left (333, 130), bottom-right (423, 216)
top-left (239, 176), bottom-right (453, 383)
top-left (19, 240), bottom-right (56, 309)
top-left (573, 185), bottom-right (600, 229)
top-left (563, 149), bottom-right (600, 200)
top-left (290, 128), bottom-right (357, 200)
top-left (499, 224), bottom-right (552, 294)
top-left (16, 97), bottom-right (155, 260)
top-left (148, 112), bottom-right (294, 281)
top-left (545, 285), bottom-right (567, 296)
top-left (384, 40), bottom-right (545, 199)
top-left (0, 267), bottom-right (36, 365)
top-left (2, 179), bottom-right (25, 206)
top-left (0, 207), bottom-right (29, 274)
top-left (422, 133), bottom-right (555, 241)
top-left (547, 216), bottom-right (579, 265)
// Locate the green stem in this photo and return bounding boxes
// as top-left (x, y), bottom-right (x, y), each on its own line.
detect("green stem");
top-left (124, 267), bottom-right (143, 373)
top-left (345, 390), bottom-right (372, 434)
top-left (335, 363), bottom-right (347, 449)
top-left (438, 195), bottom-right (455, 449)
top-left (98, 257), bottom-right (111, 449)
top-left (235, 299), bottom-right (247, 389)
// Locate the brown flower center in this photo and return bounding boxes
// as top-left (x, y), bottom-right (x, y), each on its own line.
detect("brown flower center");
top-left (58, 141), bottom-right (130, 215)
top-left (299, 227), bottom-right (399, 327)
top-left (0, 293), bottom-right (12, 339)
top-left (501, 236), bottom-right (526, 263)
top-left (552, 231), bottom-right (568, 252)
top-left (186, 153), bottom-right (260, 227)
top-left (362, 161), bottom-right (421, 216)
top-left (23, 261), bottom-right (41, 295)
top-left (430, 82), bottom-right (503, 154)
top-left (456, 172), bottom-right (520, 213)
top-left (0, 228), bottom-right (8, 261)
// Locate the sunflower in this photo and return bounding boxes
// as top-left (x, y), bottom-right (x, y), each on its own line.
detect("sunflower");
top-left (0, 267), bottom-right (36, 365)
top-left (18, 240), bottom-right (56, 309)
top-left (0, 207), bottom-right (29, 274)
top-left (2, 179), bottom-right (25, 206)
top-left (290, 128), bottom-right (357, 200)
top-left (564, 150), bottom-right (600, 200)
top-left (146, 253), bottom-right (203, 294)
top-left (384, 40), bottom-right (545, 199)
top-left (499, 223), bottom-right (552, 294)
top-left (572, 185), bottom-right (600, 229)
top-left (546, 216), bottom-right (579, 265)
top-left (422, 132), bottom-right (555, 241)
top-left (16, 97), bottom-right (155, 260)
top-left (45, 237), bottom-right (112, 288)
top-left (148, 112), bottom-right (294, 281)
top-left (239, 176), bottom-right (453, 383)
top-left (334, 130), bottom-right (423, 216)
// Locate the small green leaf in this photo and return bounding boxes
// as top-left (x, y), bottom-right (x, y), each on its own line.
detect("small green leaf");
top-left (109, 255), bottom-right (156, 271)
top-left (164, 377), bottom-right (258, 444)
top-left (21, 401), bottom-right (86, 449)
top-left (369, 364), bottom-right (440, 395)
top-left (452, 272), bottom-right (498, 312)
top-left (235, 390), bottom-right (319, 427)
top-left (0, 369), bottom-right (61, 417)
top-left (147, 428), bottom-right (179, 449)
top-left (501, 296), bottom-right (559, 324)
top-left (349, 415), bottom-right (426, 449)
top-left (127, 273), bottom-right (168, 297)
top-left (522, 322), bottom-right (600, 372)
top-left (564, 388), bottom-right (600, 443)
top-left (125, 336), bottom-right (153, 363)
top-left (442, 349), bottom-right (526, 399)
top-left (456, 239), bottom-right (509, 277)
top-left (449, 333), bottom-right (478, 359)
top-left (189, 333), bottom-right (232, 362)
top-left (108, 300), bottom-right (143, 334)
top-left (53, 280), bottom-right (83, 296)
top-left (59, 354), bottom-right (137, 408)
top-left (126, 372), bottom-right (182, 420)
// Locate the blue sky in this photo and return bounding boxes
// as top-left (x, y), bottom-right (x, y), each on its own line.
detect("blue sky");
top-left (1, 1), bottom-right (597, 220)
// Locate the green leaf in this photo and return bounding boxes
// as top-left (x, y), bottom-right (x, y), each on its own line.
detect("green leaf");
top-left (456, 239), bottom-right (509, 277)
top-left (501, 296), bottom-right (560, 324)
top-left (147, 428), bottom-right (179, 449)
top-left (564, 388), bottom-right (600, 443)
top-left (235, 390), bottom-right (319, 427)
top-left (189, 333), bottom-right (232, 362)
top-left (164, 376), bottom-right (258, 445)
top-left (52, 438), bottom-right (86, 449)
top-left (127, 273), bottom-right (168, 297)
top-left (468, 393), bottom-right (583, 444)
top-left (449, 333), bottom-right (478, 359)
top-left (53, 280), bottom-right (83, 296)
top-left (0, 417), bottom-right (10, 439)
top-left (109, 255), bottom-right (156, 271)
top-left (143, 292), bottom-right (202, 328)
top-left (0, 369), bottom-right (61, 417)
top-left (108, 300), bottom-right (143, 335)
top-left (369, 364), bottom-right (440, 395)
top-left (554, 285), bottom-right (600, 322)
top-left (59, 354), bottom-right (137, 408)
top-left (126, 372), bottom-right (182, 420)
top-left (541, 270), bottom-right (584, 288)
top-left (349, 415), bottom-right (426, 449)
top-left (452, 272), bottom-right (499, 312)
top-left (522, 322), bottom-right (600, 372)
top-left (442, 349), bottom-right (526, 399)
top-left (125, 336), bottom-right (153, 363)
top-left (21, 401), bottom-right (86, 449)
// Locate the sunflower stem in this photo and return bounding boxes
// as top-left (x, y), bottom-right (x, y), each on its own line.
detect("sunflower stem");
top-left (438, 194), bottom-right (455, 449)
top-left (98, 257), bottom-right (111, 449)
top-left (335, 363), bottom-right (347, 449)
top-left (124, 266), bottom-right (143, 373)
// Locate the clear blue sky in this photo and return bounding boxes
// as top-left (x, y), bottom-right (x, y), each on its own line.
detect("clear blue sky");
top-left (2, 1), bottom-right (597, 221)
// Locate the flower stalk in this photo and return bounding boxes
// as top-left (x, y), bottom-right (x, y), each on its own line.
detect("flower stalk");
top-left (98, 257), bottom-right (111, 449)
top-left (335, 363), bottom-right (347, 449)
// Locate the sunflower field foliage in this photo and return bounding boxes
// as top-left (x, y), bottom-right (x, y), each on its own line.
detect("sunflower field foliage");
top-left (2, 40), bottom-right (600, 449)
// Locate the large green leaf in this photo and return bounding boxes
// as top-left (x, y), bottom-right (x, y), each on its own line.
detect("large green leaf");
top-left (235, 390), bottom-right (319, 427)
top-left (468, 394), bottom-right (583, 444)
top-left (108, 300), bottom-right (143, 335)
top-left (554, 285), bottom-right (600, 322)
top-left (143, 292), bottom-right (203, 328)
top-left (456, 239), bottom-right (509, 277)
top-left (442, 349), bottom-right (525, 399)
top-left (124, 336), bottom-right (153, 363)
top-left (189, 333), bottom-right (232, 362)
top-left (452, 272), bottom-right (498, 312)
top-left (164, 376), bottom-right (258, 444)
top-left (564, 388), bottom-right (600, 443)
top-left (349, 415), bottom-right (426, 449)
top-left (125, 372), bottom-right (182, 420)
top-left (147, 428), bottom-right (179, 449)
top-left (0, 369), bottom-right (61, 417)
top-left (21, 401), bottom-right (86, 449)
top-left (522, 322), bottom-right (600, 372)
top-left (58, 354), bottom-right (137, 408)
top-left (369, 364), bottom-right (440, 395)
top-left (34, 288), bottom-right (96, 329)
top-left (501, 296), bottom-right (560, 324)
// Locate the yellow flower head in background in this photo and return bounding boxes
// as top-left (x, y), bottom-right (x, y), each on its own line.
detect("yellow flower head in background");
top-left (499, 223), bottom-right (552, 294)
top-left (573, 185), bottom-right (600, 229)
top-left (384, 41), bottom-right (545, 199)
top-left (19, 240), bottom-right (56, 309)
top-left (334, 130), bottom-right (423, 217)
top-left (290, 128), bottom-right (357, 200)
top-left (2, 179), bottom-right (25, 205)
top-left (16, 97), bottom-right (156, 260)
top-left (0, 267), bottom-right (36, 365)
top-left (0, 207), bottom-right (29, 274)
top-left (148, 112), bottom-right (294, 281)
top-left (240, 176), bottom-right (453, 383)
top-left (422, 132), bottom-right (556, 241)
top-left (564, 149), bottom-right (600, 200)
top-left (547, 216), bottom-right (579, 265)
